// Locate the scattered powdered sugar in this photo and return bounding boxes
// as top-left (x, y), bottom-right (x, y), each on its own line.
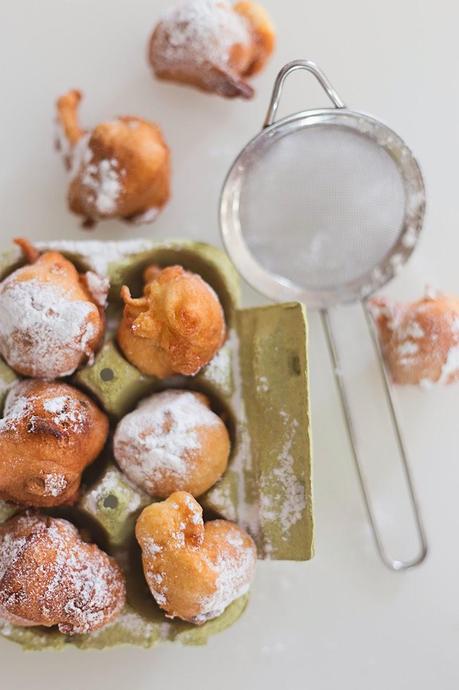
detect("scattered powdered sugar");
top-left (131, 207), bottom-right (160, 225)
top-left (35, 239), bottom-right (153, 276)
top-left (45, 522), bottom-right (123, 634)
top-left (114, 390), bottom-right (219, 494)
top-left (393, 310), bottom-right (426, 368)
top-left (183, 492), bottom-right (202, 524)
top-left (154, 0), bottom-right (250, 69)
top-left (149, 574), bottom-right (167, 606)
top-left (42, 473), bottom-right (68, 497)
top-left (404, 320), bottom-right (425, 339)
top-left (43, 395), bottom-right (84, 428)
top-left (438, 345), bottom-right (459, 384)
top-left (194, 530), bottom-right (255, 623)
top-left (69, 132), bottom-right (92, 180)
top-left (82, 468), bottom-right (142, 516)
top-left (81, 158), bottom-right (124, 215)
top-left (205, 478), bottom-right (237, 521)
top-left (86, 609), bottom-right (156, 640)
top-left (0, 383), bottom-right (88, 438)
top-left (0, 515), bottom-right (124, 634)
top-left (225, 330), bottom-right (258, 534)
top-left (145, 539), bottom-right (163, 557)
top-left (257, 375), bottom-right (269, 394)
top-left (68, 133), bottom-right (126, 216)
top-left (0, 525), bottom-right (29, 583)
top-left (0, 390), bottom-right (30, 433)
top-left (260, 413), bottom-right (307, 539)
top-left (397, 340), bottom-right (419, 359)
top-left (200, 339), bottom-right (233, 394)
top-left (84, 271), bottom-right (109, 307)
top-left (0, 277), bottom-right (98, 377)
top-left (377, 294), bottom-right (459, 386)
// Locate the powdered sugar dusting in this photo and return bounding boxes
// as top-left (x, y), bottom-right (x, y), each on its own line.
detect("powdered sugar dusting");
top-left (200, 339), bottom-right (233, 395)
top-left (194, 529), bottom-right (255, 623)
top-left (82, 468), bottom-right (142, 516)
top-left (0, 277), bottom-right (97, 377)
top-left (154, 0), bottom-right (250, 69)
top-left (114, 390), bottom-right (219, 494)
top-left (85, 271), bottom-right (109, 307)
top-left (43, 395), bottom-right (86, 431)
top-left (0, 390), bottom-right (30, 433)
top-left (131, 208), bottom-right (160, 225)
top-left (227, 330), bottom-right (258, 532)
top-left (373, 294), bottom-right (459, 386)
top-left (0, 382), bottom-right (89, 438)
top-left (438, 345), bottom-right (459, 384)
top-left (81, 158), bottom-right (124, 215)
top-left (260, 412), bottom-right (306, 540)
top-left (86, 608), bottom-right (156, 641)
top-left (43, 474), bottom-right (68, 497)
top-left (35, 239), bottom-right (152, 276)
top-left (0, 515), bottom-right (125, 634)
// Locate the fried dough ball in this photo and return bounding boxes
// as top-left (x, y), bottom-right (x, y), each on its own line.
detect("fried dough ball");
top-left (149, 0), bottom-right (275, 99)
top-left (114, 390), bottom-right (229, 498)
top-left (371, 292), bottom-right (459, 386)
top-left (0, 380), bottom-right (109, 507)
top-left (0, 513), bottom-right (126, 634)
top-left (0, 238), bottom-right (105, 378)
top-left (136, 492), bottom-right (256, 623)
top-left (117, 264), bottom-right (226, 378)
top-left (55, 90), bottom-right (170, 227)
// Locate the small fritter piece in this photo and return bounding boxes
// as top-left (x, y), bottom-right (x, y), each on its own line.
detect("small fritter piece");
top-left (0, 238), bottom-right (106, 378)
top-left (148, 0), bottom-right (275, 99)
top-left (136, 492), bottom-right (256, 623)
top-left (371, 292), bottom-right (459, 386)
top-left (55, 90), bottom-right (170, 227)
top-left (114, 389), bottom-right (230, 498)
top-left (117, 264), bottom-right (226, 378)
top-left (0, 380), bottom-right (109, 507)
top-left (0, 513), bottom-right (126, 634)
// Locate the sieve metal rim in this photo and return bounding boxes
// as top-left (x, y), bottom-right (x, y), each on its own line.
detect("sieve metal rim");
top-left (220, 106), bottom-right (426, 310)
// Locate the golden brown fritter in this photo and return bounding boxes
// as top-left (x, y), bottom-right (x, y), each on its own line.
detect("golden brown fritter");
top-left (0, 238), bottom-right (106, 378)
top-left (148, 0), bottom-right (275, 99)
top-left (56, 90), bottom-right (170, 227)
top-left (114, 389), bottom-right (230, 498)
top-left (0, 513), bottom-right (126, 634)
top-left (117, 264), bottom-right (226, 378)
top-left (371, 292), bottom-right (459, 386)
top-left (0, 380), bottom-right (109, 507)
top-left (136, 492), bottom-right (256, 623)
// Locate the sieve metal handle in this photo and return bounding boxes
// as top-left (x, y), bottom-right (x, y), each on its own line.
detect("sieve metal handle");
top-left (321, 304), bottom-right (428, 571)
top-left (263, 59), bottom-right (345, 128)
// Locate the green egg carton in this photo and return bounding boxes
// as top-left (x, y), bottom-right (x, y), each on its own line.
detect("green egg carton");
top-left (0, 239), bottom-right (313, 651)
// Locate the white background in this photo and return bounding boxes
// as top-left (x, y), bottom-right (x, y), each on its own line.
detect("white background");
top-left (1, 1), bottom-right (459, 688)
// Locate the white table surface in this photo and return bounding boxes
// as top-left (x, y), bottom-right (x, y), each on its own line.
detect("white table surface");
top-left (1, 1), bottom-right (459, 688)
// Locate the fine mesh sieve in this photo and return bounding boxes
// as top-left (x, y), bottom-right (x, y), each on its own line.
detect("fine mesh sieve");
top-left (220, 60), bottom-right (427, 570)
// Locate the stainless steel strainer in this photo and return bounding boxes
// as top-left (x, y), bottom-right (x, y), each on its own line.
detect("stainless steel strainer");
top-left (220, 60), bottom-right (427, 570)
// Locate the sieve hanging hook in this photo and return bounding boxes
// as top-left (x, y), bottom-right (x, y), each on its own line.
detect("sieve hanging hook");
top-left (263, 60), bottom-right (345, 127)
top-left (220, 59), bottom-right (428, 571)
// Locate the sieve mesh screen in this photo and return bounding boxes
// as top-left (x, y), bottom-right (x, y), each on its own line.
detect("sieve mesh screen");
top-left (238, 123), bottom-right (406, 291)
